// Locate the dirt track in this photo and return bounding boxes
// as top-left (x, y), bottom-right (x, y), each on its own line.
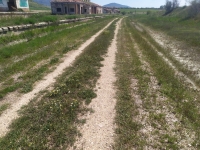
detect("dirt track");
top-left (1, 17), bottom-right (200, 149)
top-left (0, 19), bottom-right (115, 138)
top-left (72, 19), bottom-right (122, 150)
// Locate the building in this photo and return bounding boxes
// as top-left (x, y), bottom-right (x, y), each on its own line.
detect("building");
top-left (0, 0), bottom-right (29, 12)
top-left (51, 0), bottom-right (102, 15)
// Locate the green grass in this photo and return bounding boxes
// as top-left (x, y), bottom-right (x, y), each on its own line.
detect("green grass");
top-left (0, 104), bottom-right (10, 116)
top-left (0, 20), bottom-right (93, 46)
top-left (132, 13), bottom-right (200, 86)
top-left (132, 17), bottom-right (200, 89)
top-left (0, 17), bottom-right (115, 99)
top-left (0, 19), bottom-right (117, 149)
top-left (0, 13), bottom-right (100, 28)
top-left (114, 18), bottom-right (146, 149)
top-left (120, 8), bottom-right (161, 15)
top-left (127, 17), bottom-right (200, 148)
top-left (29, 0), bottom-right (50, 11)
top-left (114, 16), bottom-right (200, 149)
top-left (133, 13), bottom-right (200, 48)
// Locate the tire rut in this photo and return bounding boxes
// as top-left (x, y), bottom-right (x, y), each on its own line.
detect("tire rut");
top-left (71, 18), bottom-right (122, 150)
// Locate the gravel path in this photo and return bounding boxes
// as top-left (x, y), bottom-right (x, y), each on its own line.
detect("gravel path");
top-left (72, 19), bottom-right (122, 150)
top-left (0, 19), bottom-right (115, 138)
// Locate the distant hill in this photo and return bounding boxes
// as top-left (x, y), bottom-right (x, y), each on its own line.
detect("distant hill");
top-left (103, 3), bottom-right (131, 8)
top-left (33, 0), bottom-right (51, 6)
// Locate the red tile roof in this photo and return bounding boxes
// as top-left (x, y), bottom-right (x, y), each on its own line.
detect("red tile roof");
top-left (51, 0), bottom-right (101, 7)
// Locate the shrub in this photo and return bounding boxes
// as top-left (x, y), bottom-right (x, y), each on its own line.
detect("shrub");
top-left (147, 10), bottom-right (152, 15)
top-left (188, 0), bottom-right (200, 18)
top-left (121, 11), bottom-right (126, 15)
top-left (164, 0), bottom-right (179, 15)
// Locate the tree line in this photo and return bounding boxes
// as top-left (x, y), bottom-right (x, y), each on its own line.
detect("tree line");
top-left (163, 0), bottom-right (200, 17)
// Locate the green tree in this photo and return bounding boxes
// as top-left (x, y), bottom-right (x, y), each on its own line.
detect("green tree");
top-left (188, 0), bottom-right (200, 17)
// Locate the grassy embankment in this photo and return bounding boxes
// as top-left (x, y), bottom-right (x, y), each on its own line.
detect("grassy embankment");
top-left (133, 7), bottom-right (200, 47)
top-left (0, 18), bottom-right (117, 150)
top-left (29, 0), bottom-right (50, 11)
top-left (132, 8), bottom-right (200, 85)
top-left (114, 17), bottom-right (200, 149)
top-left (0, 17), bottom-right (115, 99)
top-left (0, 13), bottom-right (103, 28)
top-left (120, 8), bottom-right (161, 14)
top-left (0, 19), bottom-right (93, 46)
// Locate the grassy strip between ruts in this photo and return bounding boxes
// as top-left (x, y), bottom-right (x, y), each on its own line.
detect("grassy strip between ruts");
top-left (114, 17), bottom-right (148, 149)
top-left (126, 17), bottom-right (200, 148)
top-left (0, 19), bottom-right (117, 149)
top-left (0, 17), bottom-right (115, 99)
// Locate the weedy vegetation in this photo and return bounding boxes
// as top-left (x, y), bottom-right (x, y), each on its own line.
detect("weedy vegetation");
top-left (114, 18), bottom-right (146, 149)
top-left (0, 19), bottom-right (117, 149)
top-left (0, 20), bottom-right (89, 46)
top-left (29, 0), bottom-right (51, 11)
top-left (0, 104), bottom-right (10, 116)
top-left (0, 13), bottom-right (103, 28)
top-left (0, 17), bottom-right (115, 99)
top-left (1, 4), bottom-right (200, 148)
top-left (133, 7), bottom-right (200, 48)
top-left (114, 16), bottom-right (200, 149)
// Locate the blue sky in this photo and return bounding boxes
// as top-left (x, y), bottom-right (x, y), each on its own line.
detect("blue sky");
top-left (92, 0), bottom-right (187, 8)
